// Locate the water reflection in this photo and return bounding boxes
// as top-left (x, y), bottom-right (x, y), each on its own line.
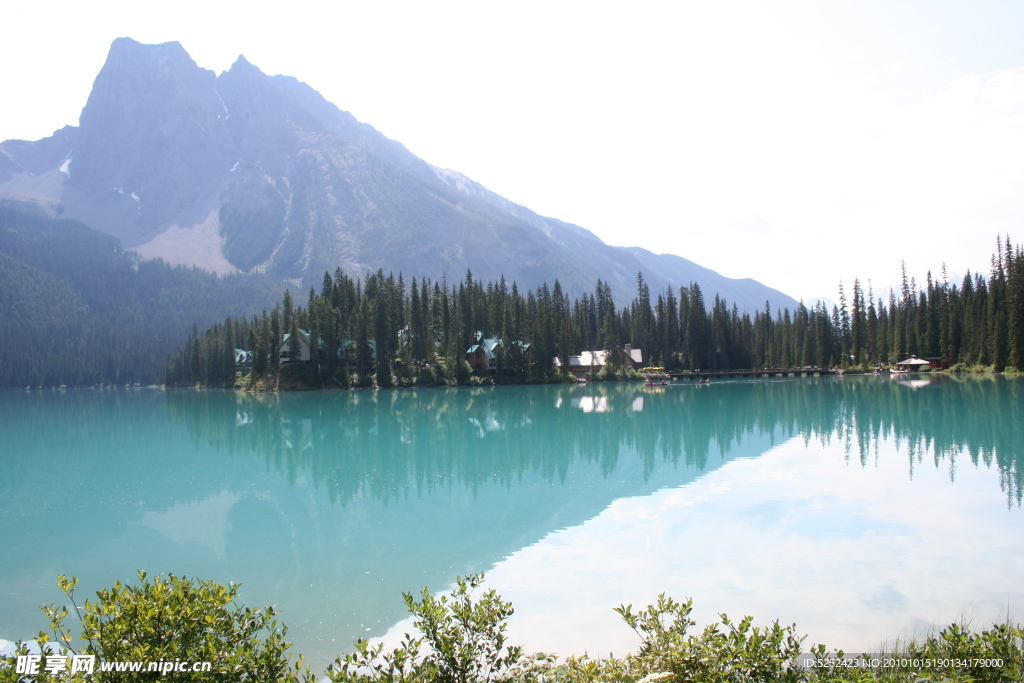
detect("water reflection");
top-left (0, 375), bottom-right (1021, 669)
top-left (479, 427), bottom-right (1024, 657)
top-left (165, 375), bottom-right (1024, 508)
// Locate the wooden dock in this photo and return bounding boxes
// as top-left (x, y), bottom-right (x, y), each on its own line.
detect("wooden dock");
top-left (669, 368), bottom-right (836, 380)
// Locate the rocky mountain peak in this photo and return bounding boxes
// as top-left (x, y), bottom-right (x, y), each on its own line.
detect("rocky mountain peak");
top-left (104, 37), bottom-right (191, 65)
top-left (0, 38), bottom-right (800, 312)
top-left (217, 54), bottom-right (326, 150)
top-left (229, 54), bottom-right (256, 71)
top-left (64, 38), bottom-right (233, 242)
top-left (78, 38), bottom-right (215, 140)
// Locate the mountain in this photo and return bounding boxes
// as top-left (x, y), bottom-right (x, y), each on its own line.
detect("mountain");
top-left (0, 37), bottom-right (798, 312)
top-left (0, 201), bottom-right (279, 388)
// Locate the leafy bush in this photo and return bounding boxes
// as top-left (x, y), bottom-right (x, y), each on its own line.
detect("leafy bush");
top-left (1, 572), bottom-right (310, 682)
top-left (948, 362), bottom-right (1001, 374)
top-left (613, 595), bottom-right (805, 683)
top-left (327, 574), bottom-right (533, 683)
top-left (4, 574), bottom-right (1022, 682)
top-left (326, 579), bottom-right (811, 683)
top-left (454, 360), bottom-right (472, 386)
top-left (434, 362), bottom-right (449, 385)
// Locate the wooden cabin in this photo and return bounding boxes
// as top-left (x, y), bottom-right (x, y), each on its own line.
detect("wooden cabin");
top-left (893, 356), bottom-right (931, 373)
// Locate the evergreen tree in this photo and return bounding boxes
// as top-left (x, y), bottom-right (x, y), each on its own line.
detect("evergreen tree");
top-left (270, 307), bottom-right (281, 380)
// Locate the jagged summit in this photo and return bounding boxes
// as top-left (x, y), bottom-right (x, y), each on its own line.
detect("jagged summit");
top-left (0, 38), bottom-right (798, 310)
top-left (230, 54), bottom-right (256, 69)
top-left (66, 37), bottom-right (229, 240)
top-left (103, 37), bottom-right (192, 65)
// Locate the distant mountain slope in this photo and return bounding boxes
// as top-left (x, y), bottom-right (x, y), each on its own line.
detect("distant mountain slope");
top-left (0, 202), bottom-right (279, 387)
top-left (0, 38), bottom-right (798, 313)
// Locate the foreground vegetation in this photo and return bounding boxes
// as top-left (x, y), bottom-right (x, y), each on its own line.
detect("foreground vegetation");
top-left (3, 574), bottom-right (1021, 682)
top-left (167, 236), bottom-right (1024, 389)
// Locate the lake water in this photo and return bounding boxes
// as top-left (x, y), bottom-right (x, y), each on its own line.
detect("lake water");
top-left (1, 376), bottom-right (1022, 671)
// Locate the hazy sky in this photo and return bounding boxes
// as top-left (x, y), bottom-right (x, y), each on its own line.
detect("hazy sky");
top-left (3, 1), bottom-right (1023, 301)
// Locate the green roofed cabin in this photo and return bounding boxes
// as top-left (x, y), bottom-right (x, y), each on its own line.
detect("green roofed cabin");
top-left (467, 337), bottom-right (502, 372)
top-left (465, 336), bottom-right (532, 372)
top-left (279, 329), bottom-right (312, 363)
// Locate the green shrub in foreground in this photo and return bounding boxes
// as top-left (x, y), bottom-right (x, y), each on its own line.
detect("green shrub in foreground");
top-left (0, 572), bottom-right (310, 682)
top-left (328, 574), bottom-right (537, 683)
top-left (2, 573), bottom-right (1022, 682)
top-left (327, 580), bottom-right (808, 683)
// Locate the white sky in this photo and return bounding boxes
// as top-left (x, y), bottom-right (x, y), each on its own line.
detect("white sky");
top-left (3, 0), bottom-right (1024, 301)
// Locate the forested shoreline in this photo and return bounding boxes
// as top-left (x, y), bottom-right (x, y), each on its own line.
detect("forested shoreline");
top-left (3, 193), bottom-right (1019, 390)
top-left (167, 237), bottom-right (1024, 389)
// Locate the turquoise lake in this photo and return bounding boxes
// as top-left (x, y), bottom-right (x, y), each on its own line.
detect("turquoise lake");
top-left (1, 376), bottom-right (1022, 670)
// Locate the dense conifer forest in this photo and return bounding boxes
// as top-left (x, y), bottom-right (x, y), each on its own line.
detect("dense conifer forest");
top-left (0, 202), bottom-right (279, 388)
top-left (3, 195), bottom-right (1020, 390)
top-left (167, 236), bottom-right (1024, 388)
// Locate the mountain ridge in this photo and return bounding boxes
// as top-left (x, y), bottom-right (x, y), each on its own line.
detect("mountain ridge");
top-left (0, 37), bottom-right (799, 312)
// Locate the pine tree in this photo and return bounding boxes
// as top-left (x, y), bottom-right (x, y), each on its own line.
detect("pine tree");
top-left (283, 290), bottom-right (294, 338)
top-left (685, 283), bottom-right (708, 371)
top-left (410, 277), bottom-right (425, 363)
top-left (372, 272), bottom-right (393, 387)
top-left (270, 307), bottom-right (281, 381)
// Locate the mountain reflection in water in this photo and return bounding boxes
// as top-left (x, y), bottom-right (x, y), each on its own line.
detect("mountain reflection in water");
top-left (0, 375), bottom-right (1021, 669)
